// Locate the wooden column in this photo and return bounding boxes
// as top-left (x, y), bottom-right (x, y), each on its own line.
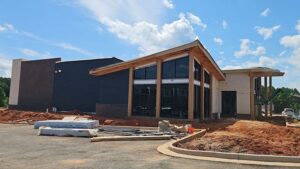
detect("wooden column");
top-left (188, 55), bottom-right (194, 121)
top-left (127, 66), bottom-right (134, 117)
top-left (209, 74), bottom-right (213, 119)
top-left (200, 64), bottom-right (205, 121)
top-left (264, 76), bottom-right (268, 117)
top-left (269, 76), bottom-right (273, 116)
top-left (257, 77), bottom-right (262, 117)
top-left (155, 59), bottom-right (162, 118)
top-left (250, 76), bottom-right (255, 119)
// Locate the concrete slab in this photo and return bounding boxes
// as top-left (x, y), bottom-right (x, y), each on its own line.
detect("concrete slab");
top-left (38, 127), bottom-right (98, 137)
top-left (34, 120), bottom-right (99, 129)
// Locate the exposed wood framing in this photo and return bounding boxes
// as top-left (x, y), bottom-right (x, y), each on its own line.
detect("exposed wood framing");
top-left (127, 66), bottom-right (134, 117)
top-left (269, 76), bottom-right (273, 116)
top-left (188, 55), bottom-right (194, 121)
top-left (155, 59), bottom-right (162, 118)
top-left (264, 76), bottom-right (268, 117)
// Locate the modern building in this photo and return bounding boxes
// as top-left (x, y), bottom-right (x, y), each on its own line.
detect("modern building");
top-left (9, 40), bottom-right (284, 120)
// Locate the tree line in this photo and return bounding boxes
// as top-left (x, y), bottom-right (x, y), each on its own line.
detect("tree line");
top-left (0, 77), bottom-right (10, 107)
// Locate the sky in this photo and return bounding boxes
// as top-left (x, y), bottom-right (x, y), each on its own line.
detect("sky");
top-left (0, 0), bottom-right (299, 90)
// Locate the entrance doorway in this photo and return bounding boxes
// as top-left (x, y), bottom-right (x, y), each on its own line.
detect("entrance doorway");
top-left (222, 91), bottom-right (237, 117)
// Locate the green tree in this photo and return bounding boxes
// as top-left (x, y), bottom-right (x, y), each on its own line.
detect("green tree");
top-left (272, 87), bottom-right (300, 113)
top-left (0, 87), bottom-right (6, 107)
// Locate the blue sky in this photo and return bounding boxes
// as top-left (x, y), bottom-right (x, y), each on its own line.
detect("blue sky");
top-left (0, 0), bottom-right (299, 90)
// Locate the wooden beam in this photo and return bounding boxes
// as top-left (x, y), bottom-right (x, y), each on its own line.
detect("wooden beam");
top-left (209, 74), bottom-right (213, 119)
top-left (269, 76), bottom-right (273, 117)
top-left (264, 76), bottom-right (268, 117)
top-left (127, 66), bottom-right (134, 117)
top-left (155, 59), bottom-right (162, 118)
top-left (250, 76), bottom-right (255, 119)
top-left (188, 55), bottom-right (194, 121)
top-left (200, 62), bottom-right (205, 121)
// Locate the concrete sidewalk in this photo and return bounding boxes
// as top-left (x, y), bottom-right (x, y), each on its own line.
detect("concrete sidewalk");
top-left (0, 124), bottom-right (297, 169)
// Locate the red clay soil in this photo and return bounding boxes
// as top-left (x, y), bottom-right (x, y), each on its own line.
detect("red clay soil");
top-left (177, 120), bottom-right (300, 156)
top-left (0, 109), bottom-right (64, 123)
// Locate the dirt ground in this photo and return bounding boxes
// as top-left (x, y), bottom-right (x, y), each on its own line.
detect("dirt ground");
top-left (177, 120), bottom-right (300, 156)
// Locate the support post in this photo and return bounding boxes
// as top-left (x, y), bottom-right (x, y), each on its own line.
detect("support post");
top-left (264, 76), bottom-right (268, 117)
top-left (257, 77), bottom-right (262, 117)
top-left (188, 55), bottom-right (194, 121)
top-left (200, 64), bottom-right (205, 121)
top-left (250, 76), bottom-right (255, 119)
top-left (209, 74), bottom-right (213, 119)
top-left (127, 66), bottom-right (134, 117)
top-left (269, 76), bottom-right (273, 116)
top-left (155, 59), bottom-right (162, 118)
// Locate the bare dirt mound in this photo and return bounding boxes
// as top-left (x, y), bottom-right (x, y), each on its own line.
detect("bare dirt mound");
top-left (0, 109), bottom-right (63, 123)
top-left (177, 120), bottom-right (300, 156)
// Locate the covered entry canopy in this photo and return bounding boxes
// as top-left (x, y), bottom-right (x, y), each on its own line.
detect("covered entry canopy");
top-left (224, 67), bottom-right (285, 119)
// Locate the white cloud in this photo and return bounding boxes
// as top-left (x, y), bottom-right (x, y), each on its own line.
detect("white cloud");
top-left (20, 48), bottom-right (59, 59)
top-left (0, 23), bottom-right (17, 33)
top-left (213, 37), bottom-right (223, 45)
top-left (222, 56), bottom-right (277, 70)
top-left (261, 8), bottom-right (271, 17)
top-left (163, 0), bottom-right (174, 9)
top-left (0, 25), bottom-right (6, 32)
top-left (279, 50), bottom-right (287, 56)
top-left (56, 43), bottom-right (95, 56)
top-left (255, 25), bottom-right (280, 40)
top-left (77, 1), bottom-right (203, 55)
top-left (186, 12), bottom-right (207, 30)
top-left (234, 39), bottom-right (266, 57)
top-left (77, 0), bottom-right (164, 24)
top-left (222, 65), bottom-right (242, 70)
top-left (280, 34), bottom-right (300, 69)
top-left (296, 20), bottom-right (300, 33)
top-left (0, 54), bottom-right (12, 77)
top-left (222, 20), bottom-right (228, 29)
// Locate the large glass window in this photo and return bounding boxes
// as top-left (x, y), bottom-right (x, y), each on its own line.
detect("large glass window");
top-left (194, 60), bottom-right (201, 81)
top-left (132, 84), bottom-right (156, 116)
top-left (204, 88), bottom-right (210, 118)
top-left (204, 71), bottom-right (210, 84)
top-left (161, 84), bottom-right (188, 119)
top-left (134, 65), bottom-right (157, 79)
top-left (175, 57), bottom-right (189, 78)
top-left (162, 56), bottom-right (189, 79)
top-left (194, 85), bottom-right (201, 119)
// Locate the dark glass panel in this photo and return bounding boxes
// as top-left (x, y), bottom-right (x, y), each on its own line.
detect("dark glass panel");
top-left (204, 71), bottom-right (210, 84)
top-left (132, 84), bottom-right (156, 116)
top-left (145, 65), bottom-right (157, 79)
top-left (194, 85), bottom-right (201, 119)
top-left (161, 84), bottom-right (188, 119)
top-left (204, 88), bottom-right (210, 118)
top-left (134, 68), bottom-right (146, 79)
top-left (194, 60), bottom-right (201, 81)
top-left (175, 57), bottom-right (189, 78)
top-left (162, 60), bottom-right (175, 79)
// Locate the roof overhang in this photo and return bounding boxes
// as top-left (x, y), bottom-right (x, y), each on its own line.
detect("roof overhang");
top-left (222, 67), bottom-right (285, 77)
top-left (89, 40), bottom-right (226, 80)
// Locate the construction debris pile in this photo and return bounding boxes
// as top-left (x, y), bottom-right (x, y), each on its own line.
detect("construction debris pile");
top-left (36, 116), bottom-right (99, 137)
top-left (34, 118), bottom-right (193, 142)
top-left (177, 120), bottom-right (300, 156)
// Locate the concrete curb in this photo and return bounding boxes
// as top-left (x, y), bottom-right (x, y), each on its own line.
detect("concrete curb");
top-left (157, 130), bottom-right (300, 167)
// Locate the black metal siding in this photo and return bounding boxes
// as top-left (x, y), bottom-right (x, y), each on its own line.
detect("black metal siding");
top-left (97, 69), bottom-right (129, 117)
top-left (52, 58), bottom-right (122, 112)
top-left (17, 58), bottom-right (60, 111)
